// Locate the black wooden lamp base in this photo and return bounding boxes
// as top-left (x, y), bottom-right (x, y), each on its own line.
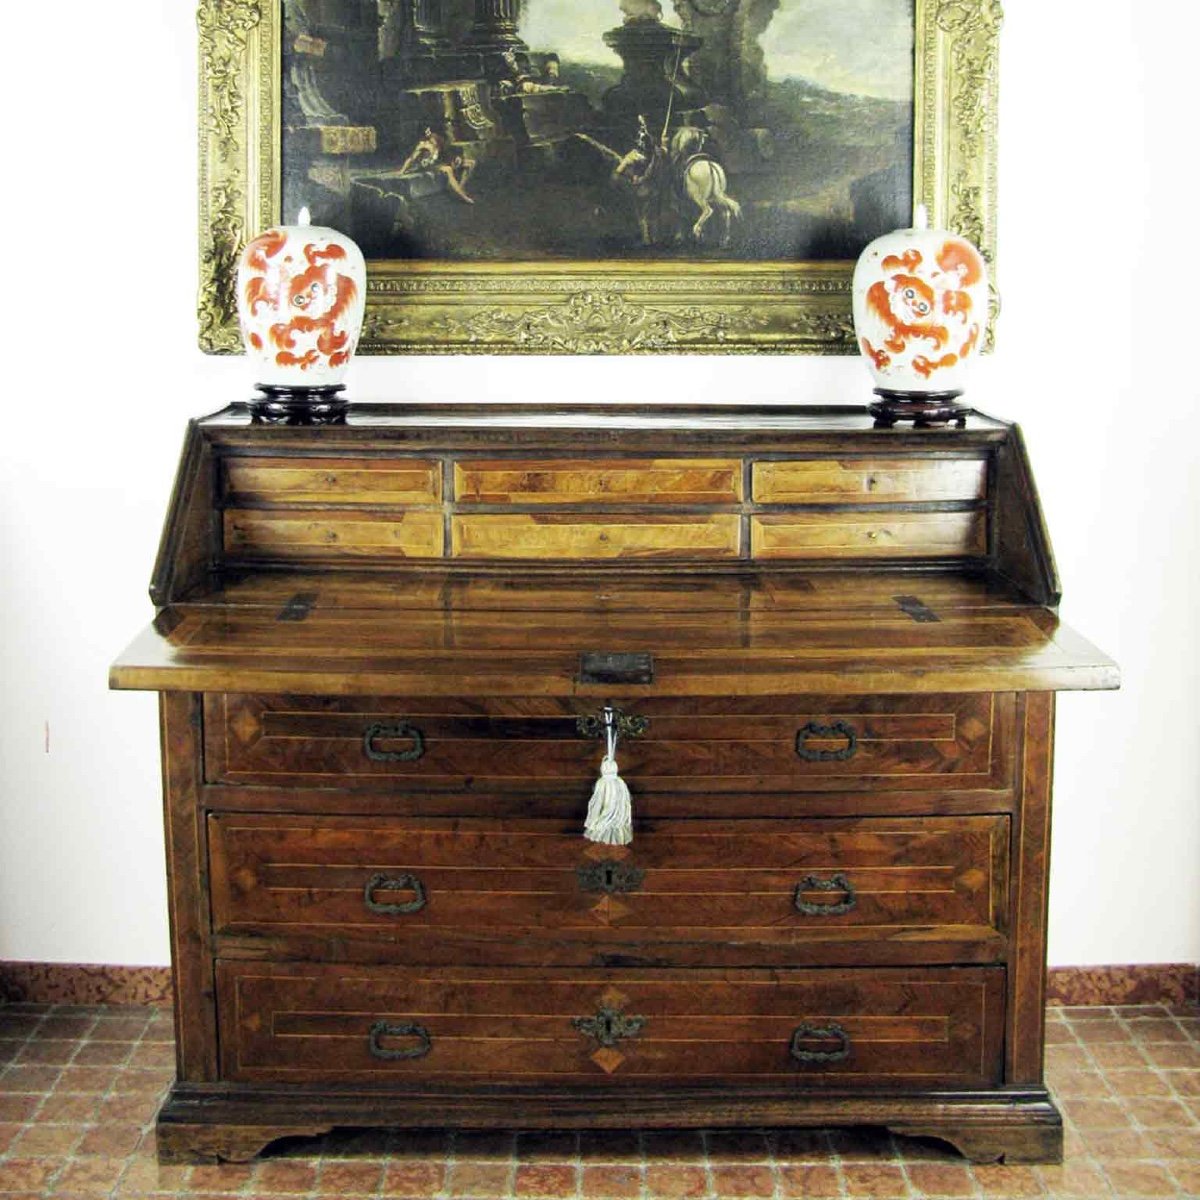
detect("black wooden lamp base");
top-left (869, 390), bottom-right (970, 429)
top-left (250, 385), bottom-right (348, 426)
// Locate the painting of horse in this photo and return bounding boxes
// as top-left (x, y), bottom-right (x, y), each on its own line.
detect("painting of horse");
top-left (281, 0), bottom-right (914, 263)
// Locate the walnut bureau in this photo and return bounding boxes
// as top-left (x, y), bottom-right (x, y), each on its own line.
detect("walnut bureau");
top-left (110, 404), bottom-right (1118, 1164)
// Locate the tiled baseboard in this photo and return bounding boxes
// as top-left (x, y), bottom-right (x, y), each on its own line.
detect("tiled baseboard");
top-left (1, 961), bottom-right (1197, 1008)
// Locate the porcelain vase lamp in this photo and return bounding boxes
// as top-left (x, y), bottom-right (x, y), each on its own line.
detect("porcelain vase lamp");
top-left (236, 209), bottom-right (367, 424)
top-left (852, 206), bottom-right (988, 427)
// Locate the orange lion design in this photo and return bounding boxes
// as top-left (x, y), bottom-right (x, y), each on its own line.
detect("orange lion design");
top-left (241, 237), bottom-right (360, 372)
top-left (862, 238), bottom-right (985, 377)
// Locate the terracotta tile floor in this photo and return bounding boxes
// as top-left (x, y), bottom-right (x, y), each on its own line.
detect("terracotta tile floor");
top-left (1, 1002), bottom-right (1198, 1198)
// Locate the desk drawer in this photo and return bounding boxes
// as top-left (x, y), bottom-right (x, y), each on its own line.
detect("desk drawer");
top-left (216, 962), bottom-right (1004, 1088)
top-left (209, 814), bottom-right (1008, 966)
top-left (204, 694), bottom-right (1012, 794)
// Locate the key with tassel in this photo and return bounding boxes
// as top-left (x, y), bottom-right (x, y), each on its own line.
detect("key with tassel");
top-left (583, 705), bottom-right (635, 846)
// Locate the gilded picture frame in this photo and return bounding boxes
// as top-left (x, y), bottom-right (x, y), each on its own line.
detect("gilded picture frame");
top-left (198, 0), bottom-right (1001, 356)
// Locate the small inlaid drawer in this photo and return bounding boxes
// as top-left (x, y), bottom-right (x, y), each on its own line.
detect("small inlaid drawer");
top-left (216, 962), bottom-right (1004, 1088)
top-left (455, 459), bottom-right (743, 504)
top-left (223, 510), bottom-right (444, 560)
top-left (754, 458), bottom-right (987, 505)
top-left (208, 814), bottom-right (1009, 966)
top-left (203, 694), bottom-right (1013, 794)
top-left (223, 456), bottom-right (442, 506)
top-left (751, 511), bottom-right (986, 559)
top-left (450, 514), bottom-right (741, 560)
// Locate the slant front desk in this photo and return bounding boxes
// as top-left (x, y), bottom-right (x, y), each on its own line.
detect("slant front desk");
top-left (111, 405), bottom-right (1118, 1164)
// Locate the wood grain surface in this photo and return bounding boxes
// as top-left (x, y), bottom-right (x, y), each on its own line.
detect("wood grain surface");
top-left (451, 514), bottom-right (742, 560)
top-left (224, 457), bottom-right (442, 506)
top-left (752, 512), bottom-right (987, 559)
top-left (753, 458), bottom-right (987, 505)
top-left (224, 511), bottom-right (445, 561)
top-left (203, 692), bottom-right (1009, 793)
top-left (112, 570), bottom-right (1117, 696)
top-left (208, 814), bottom-right (1008, 966)
top-left (117, 406), bottom-right (1117, 1165)
top-left (216, 962), bottom-right (1005, 1088)
top-left (455, 460), bottom-right (743, 504)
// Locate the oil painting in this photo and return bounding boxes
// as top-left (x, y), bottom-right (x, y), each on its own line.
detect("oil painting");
top-left (198, 0), bottom-right (1001, 353)
top-left (282, 0), bottom-right (915, 263)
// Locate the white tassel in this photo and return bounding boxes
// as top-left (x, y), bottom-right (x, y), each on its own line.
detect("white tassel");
top-left (584, 755), bottom-right (633, 845)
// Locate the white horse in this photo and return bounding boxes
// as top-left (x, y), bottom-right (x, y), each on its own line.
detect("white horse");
top-left (573, 125), bottom-right (742, 248)
top-left (671, 127), bottom-right (742, 247)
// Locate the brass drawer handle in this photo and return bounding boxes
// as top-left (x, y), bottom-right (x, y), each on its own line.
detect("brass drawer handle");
top-left (368, 1020), bottom-right (432, 1061)
top-left (577, 860), bottom-right (645, 895)
top-left (793, 873), bottom-right (857, 916)
top-left (790, 1022), bottom-right (851, 1065)
top-left (795, 720), bottom-right (858, 762)
top-left (572, 1005), bottom-right (646, 1049)
top-left (363, 721), bottom-right (425, 763)
top-left (364, 872), bottom-right (427, 916)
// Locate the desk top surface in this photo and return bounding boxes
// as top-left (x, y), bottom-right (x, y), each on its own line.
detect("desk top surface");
top-left (111, 568), bottom-right (1118, 697)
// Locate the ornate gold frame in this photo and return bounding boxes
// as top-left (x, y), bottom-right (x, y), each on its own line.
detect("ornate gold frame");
top-left (198, 0), bottom-right (1001, 355)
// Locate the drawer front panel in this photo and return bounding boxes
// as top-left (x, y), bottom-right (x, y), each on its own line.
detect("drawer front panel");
top-left (455, 460), bottom-right (743, 505)
top-left (209, 815), bottom-right (1008, 963)
top-left (224, 457), bottom-right (442, 506)
top-left (753, 458), bottom-right (987, 505)
top-left (450, 514), bottom-right (741, 560)
top-left (204, 694), bottom-right (1011, 794)
top-left (752, 512), bottom-right (986, 559)
top-left (217, 963), bottom-right (1004, 1087)
top-left (224, 511), bottom-right (445, 560)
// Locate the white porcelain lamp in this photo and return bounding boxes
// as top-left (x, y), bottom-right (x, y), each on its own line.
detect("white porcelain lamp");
top-left (852, 205), bottom-right (988, 427)
top-left (236, 208), bottom-right (367, 424)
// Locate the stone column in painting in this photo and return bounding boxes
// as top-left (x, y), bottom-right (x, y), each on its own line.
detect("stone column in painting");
top-left (379, 0), bottom-right (451, 54)
top-left (408, 0), bottom-right (450, 49)
top-left (670, 0), bottom-right (778, 117)
top-left (464, 0), bottom-right (527, 52)
top-left (602, 3), bottom-right (704, 135)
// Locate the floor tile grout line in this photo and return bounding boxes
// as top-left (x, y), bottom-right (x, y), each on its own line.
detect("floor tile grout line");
top-left (1065, 1005), bottom-right (1185, 1197)
top-left (636, 1127), bottom-right (649, 1200)
top-left (2, 1002), bottom-right (1200, 1199)
top-left (887, 1130), bottom-right (917, 1199)
top-left (698, 1128), bottom-right (714, 1199)
top-left (764, 1126), bottom-right (783, 1200)
top-left (1108, 1006), bottom-right (1200, 1195)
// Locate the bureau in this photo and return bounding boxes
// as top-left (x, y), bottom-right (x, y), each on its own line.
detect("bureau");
top-left (110, 404), bottom-right (1118, 1165)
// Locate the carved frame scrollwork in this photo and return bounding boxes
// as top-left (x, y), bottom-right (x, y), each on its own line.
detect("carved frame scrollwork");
top-left (198, 0), bottom-right (1001, 355)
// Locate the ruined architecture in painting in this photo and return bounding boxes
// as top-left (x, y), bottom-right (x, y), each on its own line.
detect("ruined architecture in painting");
top-left (282, 0), bottom-right (913, 261)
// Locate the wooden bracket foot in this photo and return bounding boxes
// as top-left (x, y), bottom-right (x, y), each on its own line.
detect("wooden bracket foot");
top-left (156, 1120), bottom-right (334, 1164)
top-left (889, 1120), bottom-right (1063, 1164)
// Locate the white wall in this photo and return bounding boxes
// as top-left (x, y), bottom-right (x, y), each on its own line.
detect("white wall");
top-left (0, 1), bottom-right (1195, 967)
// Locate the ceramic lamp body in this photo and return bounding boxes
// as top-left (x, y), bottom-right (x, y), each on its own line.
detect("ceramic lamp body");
top-left (236, 223), bottom-right (366, 390)
top-left (852, 224), bottom-right (988, 398)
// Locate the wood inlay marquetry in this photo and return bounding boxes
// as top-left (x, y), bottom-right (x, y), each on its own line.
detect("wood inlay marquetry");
top-left (203, 693), bottom-right (1011, 794)
top-left (224, 457), bottom-right (442, 506)
top-left (217, 962), bottom-right (1004, 1089)
top-left (208, 813), bottom-right (1009, 967)
top-left (224, 511), bottom-right (445, 560)
top-left (751, 511), bottom-right (987, 559)
top-left (754, 458), bottom-right (987, 505)
top-left (451, 514), bottom-right (741, 561)
top-left (111, 405), bottom-right (1118, 1165)
top-left (455, 459), bottom-right (743, 505)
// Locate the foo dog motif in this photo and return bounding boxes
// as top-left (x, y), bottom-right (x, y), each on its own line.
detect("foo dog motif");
top-left (852, 211), bottom-right (988, 398)
top-left (236, 217), bottom-right (366, 388)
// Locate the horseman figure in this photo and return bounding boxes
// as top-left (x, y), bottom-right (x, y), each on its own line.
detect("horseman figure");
top-left (574, 114), bottom-right (741, 249)
top-left (668, 122), bottom-right (741, 245)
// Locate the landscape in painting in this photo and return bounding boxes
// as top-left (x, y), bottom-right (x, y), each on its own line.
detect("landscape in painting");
top-left (282, 0), bottom-right (915, 261)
